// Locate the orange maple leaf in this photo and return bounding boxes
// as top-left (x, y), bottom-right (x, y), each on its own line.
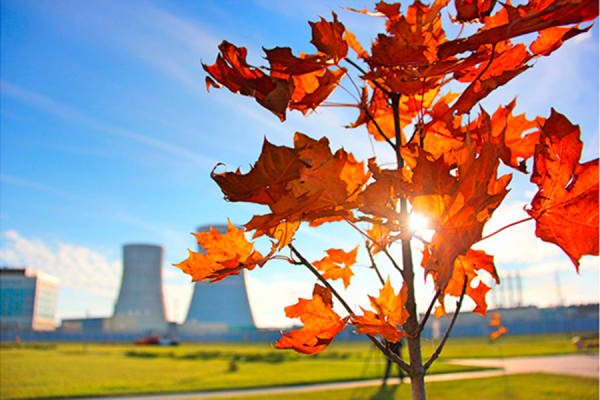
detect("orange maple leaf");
top-left (289, 68), bottom-right (347, 115)
top-left (487, 99), bottom-right (545, 173)
top-left (439, 0), bottom-right (598, 59)
top-left (203, 41), bottom-right (292, 121)
top-left (211, 138), bottom-right (308, 205)
top-left (174, 221), bottom-right (273, 283)
top-left (446, 249), bottom-right (499, 316)
top-left (527, 109), bottom-right (599, 269)
top-left (411, 112), bottom-right (511, 292)
top-left (353, 278), bottom-right (409, 342)
top-left (309, 12), bottom-right (348, 63)
top-left (243, 133), bottom-right (369, 237)
top-left (314, 246), bottom-right (358, 288)
top-left (276, 284), bottom-right (349, 354)
top-left (455, 0), bottom-right (497, 22)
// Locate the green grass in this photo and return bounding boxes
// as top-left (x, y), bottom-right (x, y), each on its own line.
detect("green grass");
top-left (0, 342), bottom-right (476, 399)
top-left (207, 374), bottom-right (599, 400)
top-left (0, 333), bottom-right (594, 399)
top-left (418, 332), bottom-right (586, 360)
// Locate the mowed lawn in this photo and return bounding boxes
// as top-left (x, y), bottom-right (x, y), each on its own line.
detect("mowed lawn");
top-left (209, 374), bottom-right (599, 400)
top-left (0, 333), bottom-right (596, 399)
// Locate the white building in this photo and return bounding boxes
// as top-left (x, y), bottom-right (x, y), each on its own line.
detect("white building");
top-left (0, 268), bottom-right (59, 331)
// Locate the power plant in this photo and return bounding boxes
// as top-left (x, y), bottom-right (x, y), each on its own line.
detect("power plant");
top-left (182, 225), bottom-right (256, 333)
top-left (56, 225), bottom-right (256, 335)
top-left (112, 244), bottom-right (168, 332)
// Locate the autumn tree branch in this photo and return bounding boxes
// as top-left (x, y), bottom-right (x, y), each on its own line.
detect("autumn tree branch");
top-left (418, 289), bottom-right (442, 334)
top-left (289, 244), bottom-right (354, 315)
top-left (365, 244), bottom-right (386, 286)
top-left (345, 58), bottom-right (392, 98)
top-left (362, 106), bottom-right (396, 148)
top-left (423, 277), bottom-right (468, 371)
top-left (289, 243), bottom-right (412, 373)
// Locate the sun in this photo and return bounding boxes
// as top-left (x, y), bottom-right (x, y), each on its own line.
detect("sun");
top-left (409, 213), bottom-right (429, 232)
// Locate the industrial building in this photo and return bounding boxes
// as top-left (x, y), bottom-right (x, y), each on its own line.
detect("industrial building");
top-left (180, 225), bottom-right (256, 334)
top-left (0, 268), bottom-right (59, 331)
top-left (61, 244), bottom-right (170, 334)
top-left (59, 227), bottom-right (256, 336)
top-left (111, 244), bottom-right (168, 333)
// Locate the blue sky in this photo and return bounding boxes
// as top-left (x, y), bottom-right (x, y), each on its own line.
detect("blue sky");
top-left (1, 0), bottom-right (598, 328)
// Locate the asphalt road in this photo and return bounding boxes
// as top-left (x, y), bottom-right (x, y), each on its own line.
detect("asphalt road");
top-left (68, 354), bottom-right (599, 400)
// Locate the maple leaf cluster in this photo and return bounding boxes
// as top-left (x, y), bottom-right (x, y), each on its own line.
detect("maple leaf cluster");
top-left (177, 0), bottom-right (598, 356)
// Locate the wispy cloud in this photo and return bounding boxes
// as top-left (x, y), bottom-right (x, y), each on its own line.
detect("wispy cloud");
top-left (0, 174), bottom-right (69, 197)
top-left (1, 80), bottom-right (217, 167)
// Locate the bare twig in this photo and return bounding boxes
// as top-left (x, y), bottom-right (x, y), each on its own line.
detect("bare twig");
top-left (289, 244), bottom-right (411, 373)
top-left (418, 289), bottom-right (442, 334)
top-left (382, 248), bottom-right (406, 280)
top-left (362, 106), bottom-right (396, 148)
top-left (345, 58), bottom-right (392, 98)
top-left (368, 335), bottom-right (412, 373)
top-left (365, 244), bottom-right (386, 286)
top-left (423, 277), bottom-right (468, 371)
top-left (289, 244), bottom-right (354, 315)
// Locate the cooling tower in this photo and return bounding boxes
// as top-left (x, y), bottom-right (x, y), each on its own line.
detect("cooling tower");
top-left (184, 225), bottom-right (256, 331)
top-left (113, 244), bottom-right (167, 331)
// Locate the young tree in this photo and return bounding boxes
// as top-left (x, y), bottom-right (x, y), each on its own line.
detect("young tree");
top-left (175, 1), bottom-right (599, 398)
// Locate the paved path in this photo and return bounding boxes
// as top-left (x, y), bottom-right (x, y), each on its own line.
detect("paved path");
top-left (446, 353), bottom-right (599, 378)
top-left (69, 354), bottom-right (598, 400)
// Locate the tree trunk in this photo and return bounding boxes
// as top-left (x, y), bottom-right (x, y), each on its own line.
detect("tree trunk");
top-left (407, 335), bottom-right (426, 400)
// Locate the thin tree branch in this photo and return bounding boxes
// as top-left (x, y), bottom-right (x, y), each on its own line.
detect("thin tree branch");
top-left (423, 277), bottom-right (468, 371)
top-left (289, 244), bottom-right (412, 373)
top-left (418, 289), bottom-right (442, 334)
top-left (368, 335), bottom-right (412, 373)
top-left (362, 106), bottom-right (396, 148)
top-left (344, 217), bottom-right (404, 280)
top-left (422, 43), bottom-right (499, 137)
top-left (382, 248), bottom-right (406, 280)
top-left (289, 244), bottom-right (354, 315)
top-left (391, 93), bottom-right (405, 161)
top-left (365, 244), bottom-right (386, 286)
top-left (477, 217), bottom-right (534, 243)
top-left (344, 58), bottom-right (392, 98)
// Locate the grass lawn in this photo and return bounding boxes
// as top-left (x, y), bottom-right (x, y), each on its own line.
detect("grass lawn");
top-left (207, 374), bottom-right (599, 400)
top-left (0, 332), bottom-right (595, 399)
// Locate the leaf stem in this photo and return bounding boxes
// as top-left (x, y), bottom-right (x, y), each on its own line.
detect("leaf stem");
top-left (477, 217), bottom-right (533, 243)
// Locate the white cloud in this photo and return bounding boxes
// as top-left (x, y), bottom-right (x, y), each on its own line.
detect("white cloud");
top-left (0, 230), bottom-right (120, 299)
top-left (473, 200), bottom-right (563, 265)
top-left (0, 232), bottom-right (120, 321)
top-left (245, 274), bottom-right (314, 328)
top-left (0, 230), bottom-right (200, 323)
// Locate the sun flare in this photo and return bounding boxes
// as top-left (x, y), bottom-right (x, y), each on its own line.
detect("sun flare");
top-left (409, 213), bottom-right (429, 232)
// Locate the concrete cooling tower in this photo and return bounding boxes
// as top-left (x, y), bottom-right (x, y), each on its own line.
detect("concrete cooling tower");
top-left (112, 244), bottom-right (167, 332)
top-left (183, 225), bottom-right (256, 333)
